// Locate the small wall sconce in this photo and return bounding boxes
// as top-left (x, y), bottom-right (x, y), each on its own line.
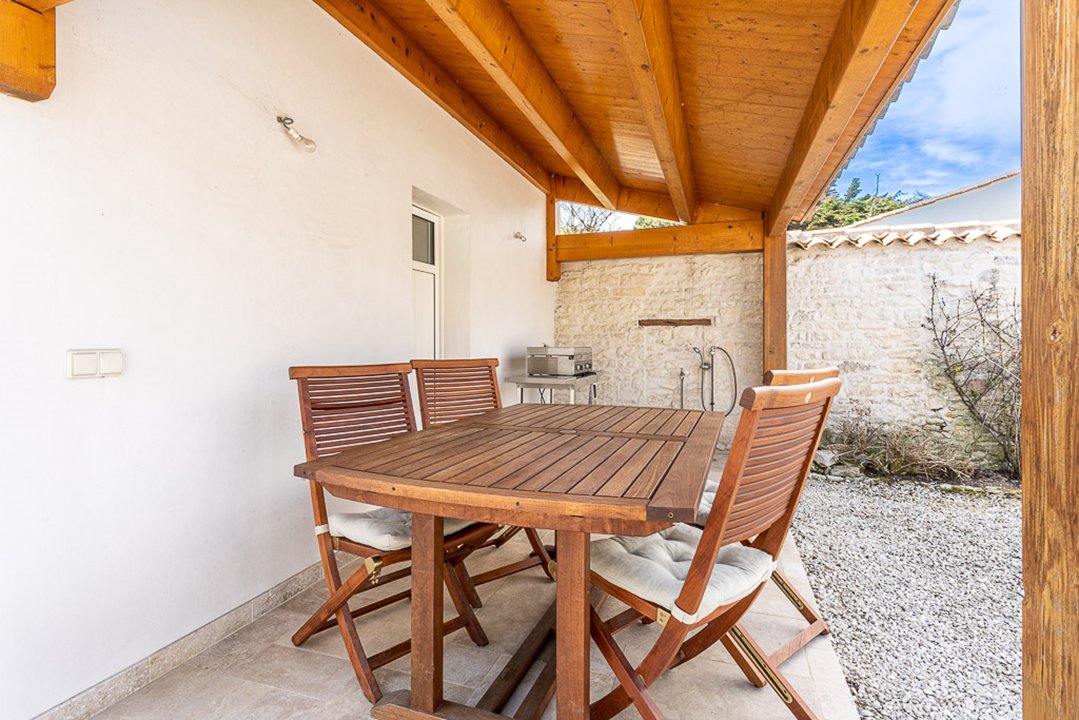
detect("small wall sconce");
top-left (277, 115), bottom-right (317, 153)
top-left (513, 231), bottom-right (527, 243)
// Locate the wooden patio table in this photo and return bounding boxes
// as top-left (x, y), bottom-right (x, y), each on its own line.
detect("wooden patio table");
top-left (294, 403), bottom-right (724, 719)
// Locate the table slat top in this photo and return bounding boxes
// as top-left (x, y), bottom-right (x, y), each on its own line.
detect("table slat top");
top-left (295, 404), bottom-right (724, 534)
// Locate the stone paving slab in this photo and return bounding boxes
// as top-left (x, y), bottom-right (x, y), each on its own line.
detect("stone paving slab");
top-left (90, 531), bottom-right (857, 720)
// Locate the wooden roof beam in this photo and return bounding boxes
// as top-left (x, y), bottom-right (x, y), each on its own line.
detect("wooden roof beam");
top-left (765, 0), bottom-right (918, 236)
top-left (551, 175), bottom-right (760, 225)
top-left (0, 0), bottom-right (57, 102)
top-left (312, 0), bottom-right (550, 194)
top-left (423, 0), bottom-right (621, 210)
top-left (606, 0), bottom-right (697, 223)
top-left (555, 220), bottom-right (763, 263)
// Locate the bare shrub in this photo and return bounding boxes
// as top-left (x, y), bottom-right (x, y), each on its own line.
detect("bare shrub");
top-left (824, 407), bottom-right (972, 481)
top-left (925, 276), bottom-right (1021, 478)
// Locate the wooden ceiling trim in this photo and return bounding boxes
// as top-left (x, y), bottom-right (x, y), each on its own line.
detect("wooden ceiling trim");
top-left (765, 0), bottom-right (919, 236)
top-left (312, 0), bottom-right (551, 193)
top-left (0, 0), bottom-right (56, 102)
top-left (606, 0), bottom-right (697, 223)
top-left (555, 219), bottom-right (763, 262)
top-left (794, 0), bottom-right (956, 221)
top-left (552, 175), bottom-right (760, 224)
top-left (422, 0), bottom-right (622, 209)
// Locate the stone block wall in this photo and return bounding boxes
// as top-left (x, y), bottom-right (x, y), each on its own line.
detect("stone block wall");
top-left (554, 253), bottom-right (763, 446)
top-left (788, 238), bottom-right (1020, 462)
top-left (554, 238), bottom-right (1020, 455)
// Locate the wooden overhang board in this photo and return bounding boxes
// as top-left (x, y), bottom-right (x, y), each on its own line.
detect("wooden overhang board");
top-left (295, 404), bottom-right (725, 535)
top-left (314, 0), bottom-right (958, 234)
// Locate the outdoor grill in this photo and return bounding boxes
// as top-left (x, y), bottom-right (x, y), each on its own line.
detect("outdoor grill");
top-left (525, 346), bottom-right (593, 377)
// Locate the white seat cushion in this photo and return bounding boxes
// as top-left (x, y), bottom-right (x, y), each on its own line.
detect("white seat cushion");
top-left (329, 508), bottom-right (475, 552)
top-left (590, 524), bottom-right (774, 624)
top-left (696, 477), bottom-right (719, 525)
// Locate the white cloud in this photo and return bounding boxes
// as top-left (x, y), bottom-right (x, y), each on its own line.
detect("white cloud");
top-left (836, 0), bottom-right (1020, 198)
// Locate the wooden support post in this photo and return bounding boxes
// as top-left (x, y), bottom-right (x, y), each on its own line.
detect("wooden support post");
top-left (762, 234), bottom-right (787, 375)
top-left (0, 1), bottom-right (56, 102)
top-left (547, 193), bottom-right (560, 282)
top-left (1021, 0), bottom-right (1079, 715)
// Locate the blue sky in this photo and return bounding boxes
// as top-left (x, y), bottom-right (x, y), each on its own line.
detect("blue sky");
top-left (834, 0), bottom-right (1020, 199)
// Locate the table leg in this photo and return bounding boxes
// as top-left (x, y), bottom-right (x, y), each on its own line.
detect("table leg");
top-left (411, 513), bottom-right (444, 712)
top-left (556, 530), bottom-right (591, 719)
top-left (519, 386), bottom-right (524, 404)
top-left (570, 388), bottom-right (576, 405)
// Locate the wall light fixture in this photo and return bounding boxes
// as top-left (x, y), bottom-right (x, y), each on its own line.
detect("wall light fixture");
top-left (276, 115), bottom-right (317, 153)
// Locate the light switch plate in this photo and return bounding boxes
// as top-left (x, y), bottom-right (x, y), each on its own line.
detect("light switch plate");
top-left (69, 351), bottom-right (99, 378)
top-left (98, 350), bottom-right (124, 376)
top-left (68, 349), bottom-right (123, 379)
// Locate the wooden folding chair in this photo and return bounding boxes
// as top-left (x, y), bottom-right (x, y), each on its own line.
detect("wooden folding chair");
top-left (587, 377), bottom-right (842, 720)
top-left (697, 367), bottom-right (840, 688)
top-left (410, 358), bottom-right (555, 599)
top-left (288, 363), bottom-right (498, 703)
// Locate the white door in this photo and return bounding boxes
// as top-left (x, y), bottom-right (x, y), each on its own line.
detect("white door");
top-left (411, 207), bottom-right (441, 359)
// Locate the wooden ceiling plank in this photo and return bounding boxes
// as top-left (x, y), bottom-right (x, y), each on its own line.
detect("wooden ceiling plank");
top-left (765, 0), bottom-right (918, 236)
top-left (0, 0), bottom-right (55, 102)
top-left (555, 220), bottom-right (763, 262)
top-left (606, 0), bottom-right (697, 222)
top-left (312, 0), bottom-right (551, 194)
top-left (422, 0), bottom-right (621, 209)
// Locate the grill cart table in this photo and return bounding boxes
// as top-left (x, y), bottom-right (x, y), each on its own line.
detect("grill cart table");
top-left (506, 371), bottom-right (601, 405)
top-left (294, 403), bottom-right (724, 720)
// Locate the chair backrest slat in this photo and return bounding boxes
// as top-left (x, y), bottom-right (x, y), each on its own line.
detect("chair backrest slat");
top-left (719, 394), bottom-right (835, 545)
top-left (762, 367), bottom-right (840, 386)
top-left (289, 363), bottom-right (417, 461)
top-left (411, 358), bottom-right (501, 428)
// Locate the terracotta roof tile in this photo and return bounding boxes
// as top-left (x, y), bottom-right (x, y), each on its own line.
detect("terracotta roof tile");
top-left (787, 222), bottom-right (1021, 250)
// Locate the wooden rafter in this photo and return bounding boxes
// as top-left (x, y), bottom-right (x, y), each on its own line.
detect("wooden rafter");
top-left (555, 220), bottom-right (762, 263)
top-left (793, 0), bottom-right (957, 223)
top-left (765, 0), bottom-right (919, 236)
top-left (0, 0), bottom-right (56, 102)
top-left (606, 0), bottom-right (697, 223)
top-left (423, 0), bottom-right (621, 210)
top-left (311, 0), bottom-right (551, 194)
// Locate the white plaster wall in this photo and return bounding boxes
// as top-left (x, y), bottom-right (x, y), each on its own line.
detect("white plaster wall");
top-left (0, 2), bottom-right (553, 717)
top-left (554, 254), bottom-right (764, 447)
top-left (850, 173), bottom-right (1021, 228)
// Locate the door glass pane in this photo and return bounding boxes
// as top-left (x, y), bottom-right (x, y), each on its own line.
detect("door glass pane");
top-left (412, 215), bottom-right (435, 265)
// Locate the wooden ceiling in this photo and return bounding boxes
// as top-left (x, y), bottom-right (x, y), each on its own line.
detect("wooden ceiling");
top-left (314, 0), bottom-right (954, 233)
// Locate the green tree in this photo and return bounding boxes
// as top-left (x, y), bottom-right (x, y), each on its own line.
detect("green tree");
top-left (634, 215), bottom-right (680, 229)
top-left (790, 177), bottom-right (922, 231)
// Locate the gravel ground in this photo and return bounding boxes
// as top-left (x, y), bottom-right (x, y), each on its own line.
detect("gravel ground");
top-left (792, 475), bottom-right (1022, 720)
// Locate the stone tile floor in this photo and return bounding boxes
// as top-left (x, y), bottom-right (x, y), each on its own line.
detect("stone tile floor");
top-left (91, 531), bottom-right (857, 719)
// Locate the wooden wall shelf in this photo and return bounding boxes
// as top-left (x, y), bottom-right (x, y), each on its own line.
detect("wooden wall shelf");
top-left (637, 318), bottom-right (712, 327)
